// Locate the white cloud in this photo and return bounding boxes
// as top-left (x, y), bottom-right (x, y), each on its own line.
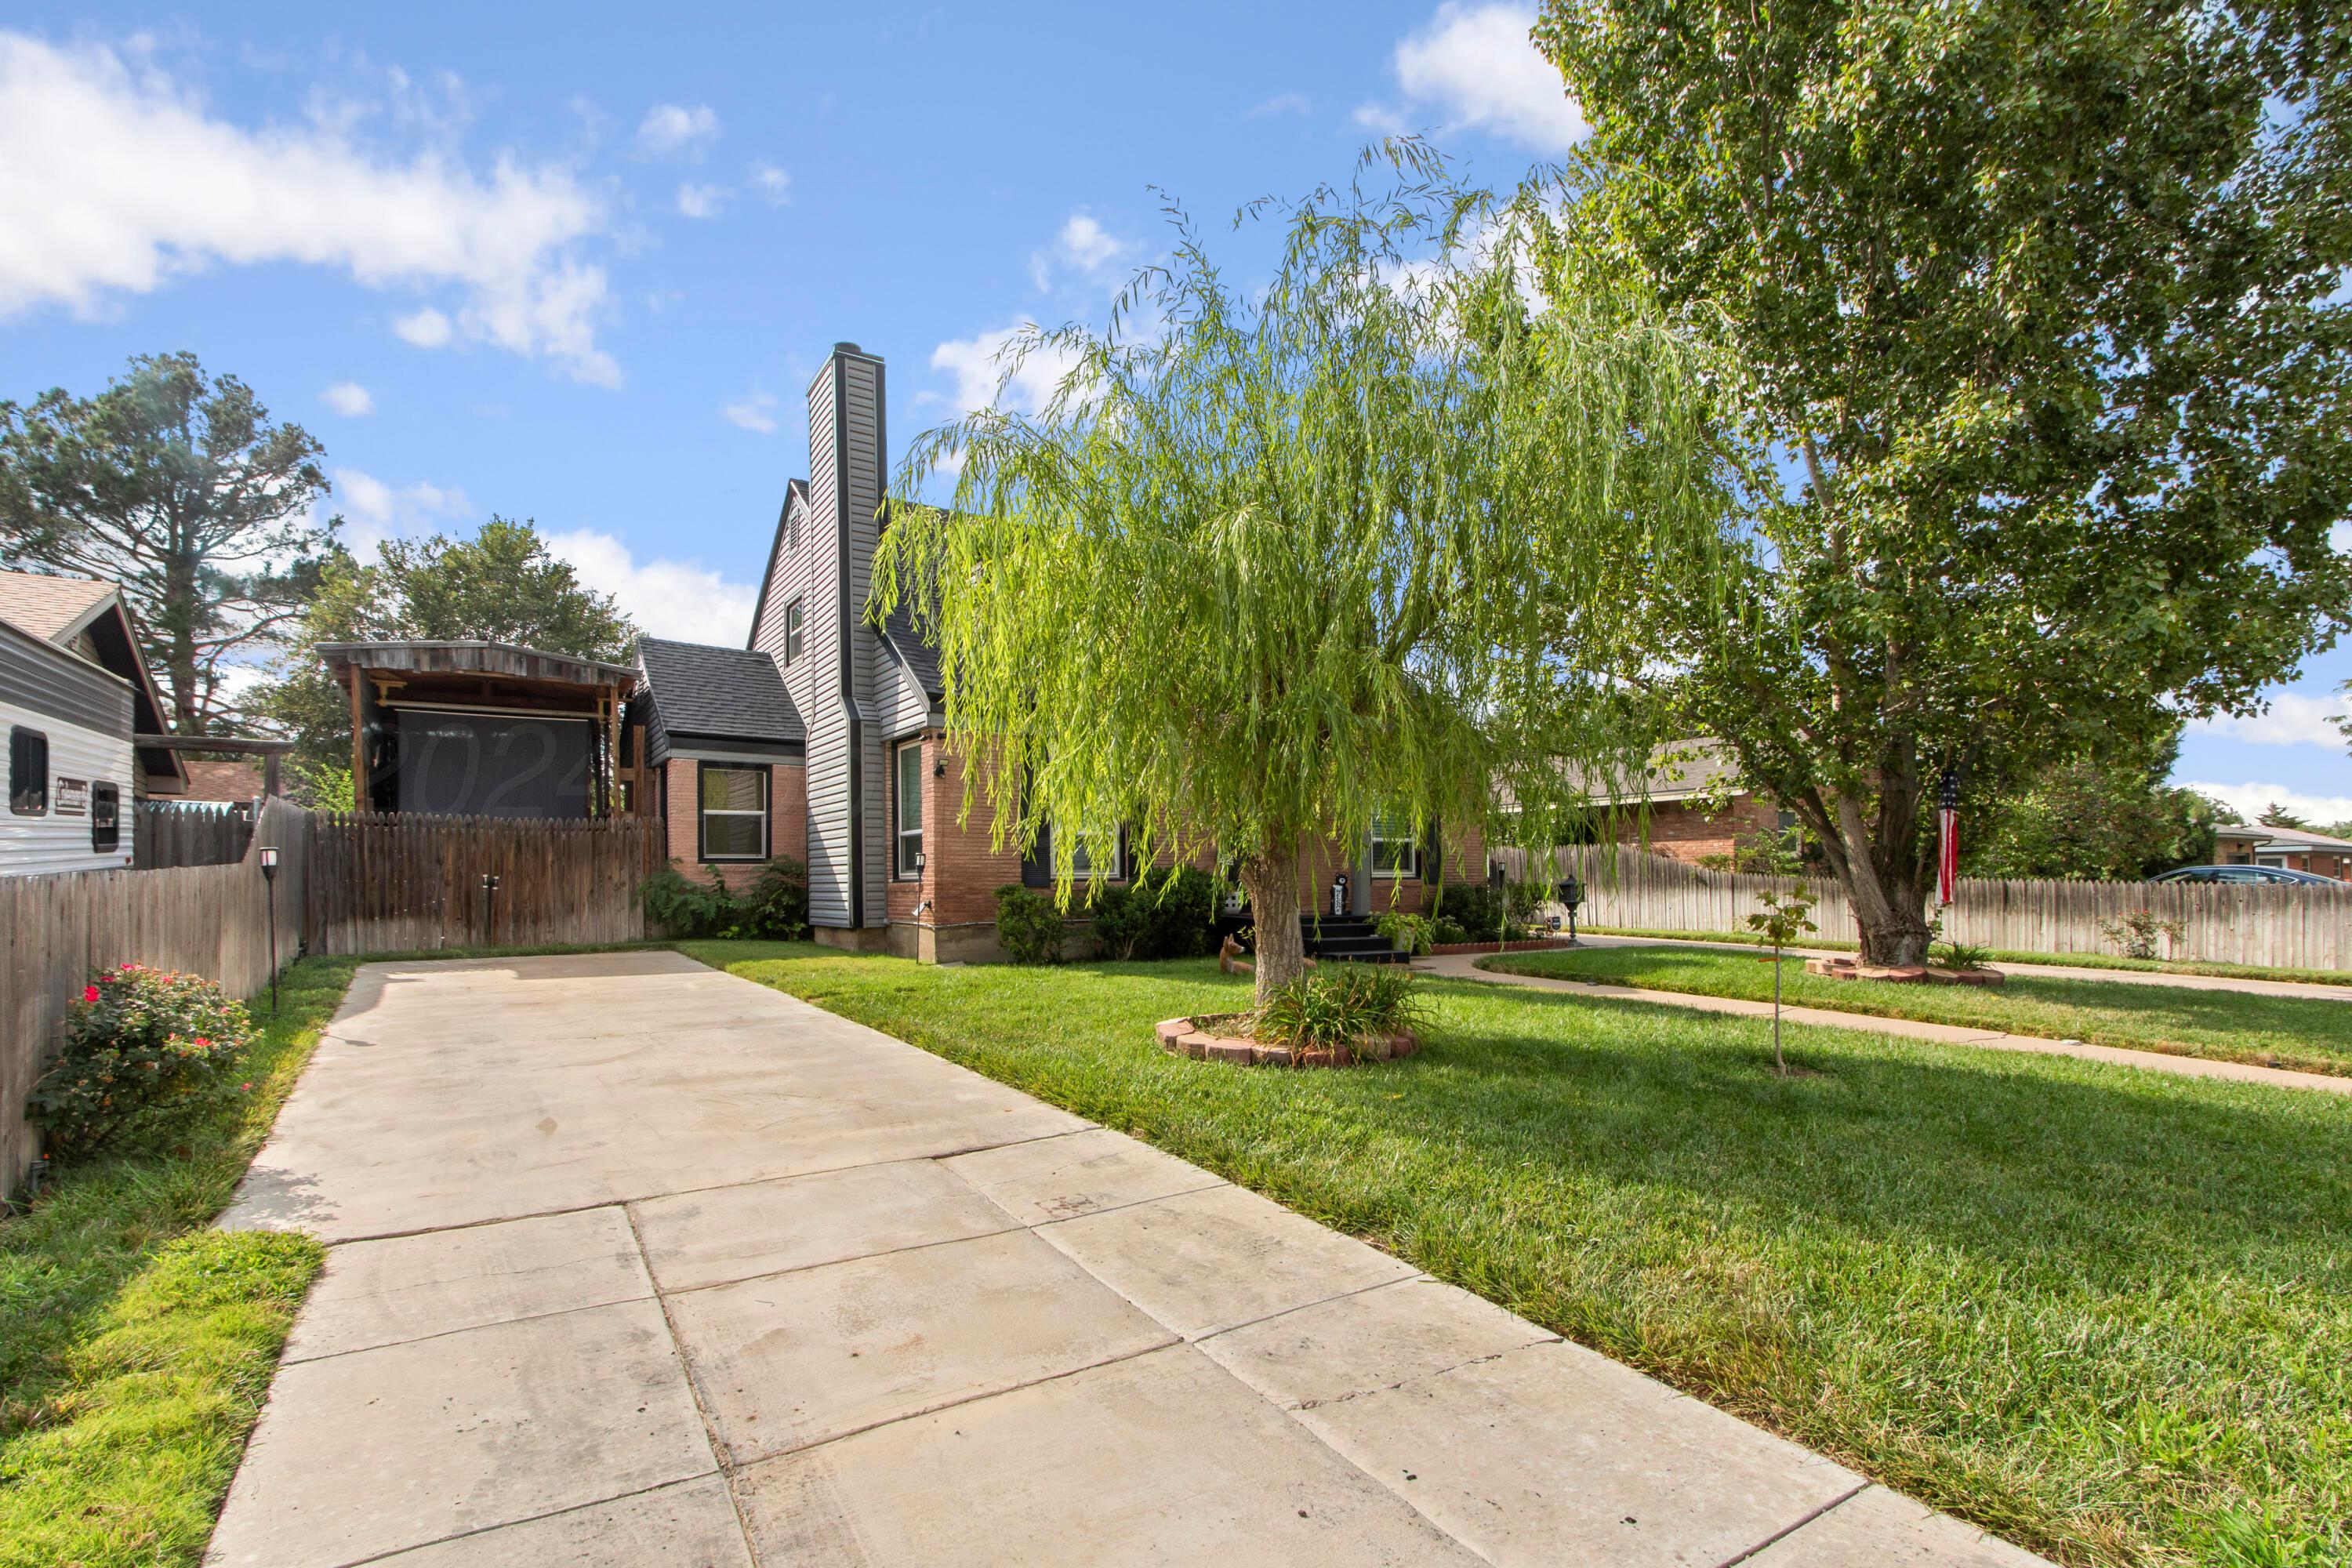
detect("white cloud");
top-left (2190, 692), bottom-right (2345, 750)
top-left (321, 379), bottom-right (374, 416)
top-left (394, 305), bottom-right (453, 347)
top-left (722, 390), bottom-right (779, 434)
top-left (635, 102), bottom-right (718, 156)
top-left (0, 33), bottom-right (621, 386)
top-left (676, 181), bottom-right (724, 219)
top-left (1029, 212), bottom-right (1135, 292)
top-left (927, 322), bottom-right (1084, 418)
top-left (2183, 781), bottom-right (2352, 827)
top-left (1361, 4), bottom-right (1588, 154)
top-left (543, 528), bottom-right (758, 643)
top-left (1247, 92), bottom-right (1312, 118)
top-left (331, 466), bottom-right (469, 528)
top-left (747, 162), bottom-right (790, 204)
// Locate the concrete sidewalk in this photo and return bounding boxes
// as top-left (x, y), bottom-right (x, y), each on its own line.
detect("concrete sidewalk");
top-left (209, 950), bottom-right (2045, 1566)
top-left (1572, 932), bottom-right (2352, 1001)
top-left (1425, 951), bottom-right (2352, 1095)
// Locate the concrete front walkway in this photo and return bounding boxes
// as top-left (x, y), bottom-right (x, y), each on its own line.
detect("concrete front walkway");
top-left (1424, 951), bottom-right (2352, 1095)
top-left (210, 950), bottom-right (2045, 1566)
top-left (1574, 932), bottom-right (2352, 1001)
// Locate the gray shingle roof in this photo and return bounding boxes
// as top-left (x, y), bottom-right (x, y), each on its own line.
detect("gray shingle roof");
top-left (879, 607), bottom-right (942, 699)
top-left (637, 636), bottom-right (804, 743)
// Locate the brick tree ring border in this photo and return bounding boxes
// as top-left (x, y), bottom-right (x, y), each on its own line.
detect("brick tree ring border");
top-left (1154, 1014), bottom-right (1421, 1069)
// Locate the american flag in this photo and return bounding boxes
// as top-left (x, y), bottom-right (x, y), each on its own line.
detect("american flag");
top-left (1937, 769), bottom-right (1960, 906)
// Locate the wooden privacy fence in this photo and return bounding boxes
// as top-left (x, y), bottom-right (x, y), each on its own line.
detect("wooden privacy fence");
top-left (134, 799), bottom-right (255, 869)
top-left (2, 797), bottom-right (307, 1193)
top-left (302, 812), bottom-right (667, 956)
top-left (1526, 844), bottom-right (2352, 970)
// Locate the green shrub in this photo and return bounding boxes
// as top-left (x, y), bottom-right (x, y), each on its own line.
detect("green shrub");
top-left (1933, 938), bottom-right (1994, 971)
top-left (639, 858), bottom-right (810, 940)
top-left (995, 884), bottom-right (1066, 965)
top-left (1090, 866), bottom-right (1218, 960)
top-left (1429, 915), bottom-right (1472, 946)
top-left (739, 856), bottom-right (811, 939)
top-left (1254, 964), bottom-right (1425, 1058)
top-left (1374, 911), bottom-right (1433, 955)
top-left (28, 964), bottom-right (256, 1161)
top-left (1431, 881), bottom-right (1536, 942)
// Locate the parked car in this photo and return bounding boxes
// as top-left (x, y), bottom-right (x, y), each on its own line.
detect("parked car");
top-left (2152, 864), bottom-right (2343, 886)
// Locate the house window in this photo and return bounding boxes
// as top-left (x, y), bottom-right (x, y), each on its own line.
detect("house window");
top-left (1370, 811), bottom-right (1419, 878)
top-left (9, 727), bottom-right (47, 815)
top-left (783, 599), bottom-right (804, 665)
top-left (1062, 822), bottom-right (1123, 880)
top-left (698, 763), bottom-right (768, 861)
top-left (895, 741), bottom-right (924, 877)
top-left (91, 782), bottom-right (120, 853)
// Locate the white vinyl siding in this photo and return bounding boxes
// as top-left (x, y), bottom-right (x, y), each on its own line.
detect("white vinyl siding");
top-left (1, 703), bottom-right (136, 876)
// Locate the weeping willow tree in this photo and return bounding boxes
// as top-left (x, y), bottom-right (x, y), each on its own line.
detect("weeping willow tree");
top-left (874, 150), bottom-right (1723, 1001)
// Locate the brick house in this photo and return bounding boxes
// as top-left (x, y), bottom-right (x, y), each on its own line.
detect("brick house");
top-left (2212, 822), bottom-right (2352, 879)
top-left (1579, 739), bottom-right (1784, 866)
top-left (626, 340), bottom-right (1490, 962)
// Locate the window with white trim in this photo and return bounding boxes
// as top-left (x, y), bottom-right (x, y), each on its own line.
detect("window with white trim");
top-left (782, 598), bottom-right (804, 666)
top-left (698, 763), bottom-right (768, 861)
top-left (1062, 822), bottom-right (1123, 880)
top-left (1370, 811), bottom-right (1419, 877)
top-left (895, 740), bottom-right (924, 877)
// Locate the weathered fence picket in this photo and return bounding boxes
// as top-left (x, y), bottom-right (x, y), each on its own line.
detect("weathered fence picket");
top-left (2, 797), bottom-right (308, 1193)
top-left (132, 800), bottom-right (254, 869)
top-left (1527, 845), bottom-right (2352, 970)
top-left (299, 812), bottom-right (666, 956)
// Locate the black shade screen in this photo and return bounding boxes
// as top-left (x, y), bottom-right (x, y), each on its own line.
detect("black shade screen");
top-left (394, 712), bottom-right (593, 818)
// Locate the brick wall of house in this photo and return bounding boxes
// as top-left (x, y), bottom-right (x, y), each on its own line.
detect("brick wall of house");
top-left (1627, 796), bottom-right (1779, 866)
top-left (659, 757), bottom-right (807, 884)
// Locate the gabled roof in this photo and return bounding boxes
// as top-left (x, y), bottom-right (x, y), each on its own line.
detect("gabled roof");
top-left (877, 605), bottom-right (943, 700)
top-left (0, 569), bottom-right (115, 641)
top-left (637, 636), bottom-right (804, 744)
top-left (2217, 822), bottom-right (2352, 851)
top-left (746, 478), bottom-right (811, 651)
top-left (0, 570), bottom-right (187, 791)
top-left (1566, 738), bottom-right (1748, 806)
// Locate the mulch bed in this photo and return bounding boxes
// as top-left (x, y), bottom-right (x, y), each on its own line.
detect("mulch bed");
top-left (1154, 1013), bottom-right (1421, 1069)
top-left (1802, 956), bottom-right (2005, 988)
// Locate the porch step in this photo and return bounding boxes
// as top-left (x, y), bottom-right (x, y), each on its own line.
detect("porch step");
top-left (1298, 915), bottom-right (1410, 966)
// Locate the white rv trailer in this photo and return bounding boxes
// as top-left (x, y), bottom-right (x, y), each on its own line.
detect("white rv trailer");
top-left (2, 614), bottom-right (136, 876)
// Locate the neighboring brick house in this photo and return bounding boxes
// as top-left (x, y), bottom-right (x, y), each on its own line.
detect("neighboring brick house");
top-left (627, 339), bottom-right (1492, 962)
top-left (1581, 739), bottom-right (1783, 866)
top-left (2212, 822), bottom-right (2352, 879)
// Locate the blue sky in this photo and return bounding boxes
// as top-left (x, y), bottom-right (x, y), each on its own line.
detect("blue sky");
top-left (2, 3), bottom-right (2346, 822)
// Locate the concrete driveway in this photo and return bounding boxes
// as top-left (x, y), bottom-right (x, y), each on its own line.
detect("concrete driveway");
top-left (209, 950), bottom-right (2044, 1566)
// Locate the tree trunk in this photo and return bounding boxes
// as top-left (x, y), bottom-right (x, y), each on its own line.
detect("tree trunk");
top-left (1793, 780), bottom-right (1935, 968)
top-left (1240, 842), bottom-right (1307, 1007)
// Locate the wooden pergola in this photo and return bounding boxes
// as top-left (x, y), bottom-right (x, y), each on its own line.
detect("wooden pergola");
top-left (318, 641), bottom-right (641, 818)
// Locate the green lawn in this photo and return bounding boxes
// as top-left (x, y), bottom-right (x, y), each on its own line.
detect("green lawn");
top-left (684, 941), bottom-right (2352, 1568)
top-left (0, 956), bottom-right (355, 1568)
top-left (1480, 946), bottom-right (2352, 1077)
top-left (1578, 925), bottom-right (2352, 989)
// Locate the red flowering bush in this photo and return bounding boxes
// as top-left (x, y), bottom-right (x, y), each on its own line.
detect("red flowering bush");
top-left (27, 962), bottom-right (256, 1160)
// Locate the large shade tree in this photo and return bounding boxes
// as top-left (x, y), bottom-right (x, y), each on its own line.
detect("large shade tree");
top-left (256, 517), bottom-right (634, 786)
top-left (0, 352), bottom-right (338, 734)
top-left (873, 154), bottom-right (1722, 1001)
top-left (1537, 0), bottom-right (2352, 964)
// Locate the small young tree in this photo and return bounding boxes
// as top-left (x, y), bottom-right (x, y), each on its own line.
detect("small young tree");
top-left (1747, 885), bottom-right (1818, 1075)
top-left (874, 151), bottom-right (1723, 1004)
